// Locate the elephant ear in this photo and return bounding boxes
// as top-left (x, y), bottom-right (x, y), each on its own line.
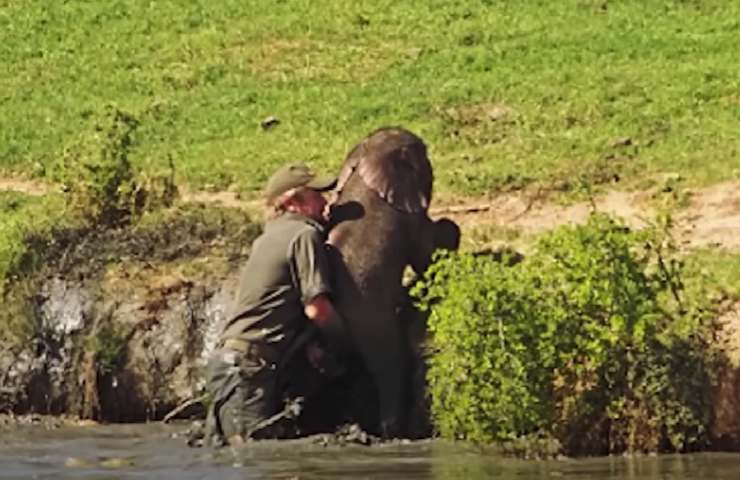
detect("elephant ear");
top-left (409, 217), bottom-right (461, 275)
top-left (338, 128), bottom-right (433, 213)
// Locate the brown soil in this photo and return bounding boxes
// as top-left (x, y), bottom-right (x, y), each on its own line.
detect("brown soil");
top-left (718, 303), bottom-right (740, 368)
top-left (712, 302), bottom-right (740, 447)
top-left (674, 181), bottom-right (740, 251)
top-left (179, 189), bottom-right (261, 212)
top-left (430, 189), bottom-right (654, 238)
top-left (430, 181), bottom-right (740, 253)
top-left (3, 178), bottom-right (739, 252)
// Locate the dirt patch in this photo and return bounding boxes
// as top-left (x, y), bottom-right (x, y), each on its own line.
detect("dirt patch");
top-left (180, 189), bottom-right (262, 213)
top-left (675, 181), bottom-right (740, 251)
top-left (431, 180), bottom-right (740, 253)
top-left (431, 189), bottom-right (654, 234)
top-left (0, 177), bottom-right (49, 196)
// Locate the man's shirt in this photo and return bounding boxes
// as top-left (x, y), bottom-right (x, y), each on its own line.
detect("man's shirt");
top-left (219, 212), bottom-right (332, 358)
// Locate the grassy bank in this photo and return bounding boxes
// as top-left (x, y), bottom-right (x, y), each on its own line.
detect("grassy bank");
top-left (2, 0), bottom-right (739, 196)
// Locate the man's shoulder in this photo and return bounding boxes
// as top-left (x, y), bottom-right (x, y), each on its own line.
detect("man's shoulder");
top-left (269, 214), bottom-right (324, 238)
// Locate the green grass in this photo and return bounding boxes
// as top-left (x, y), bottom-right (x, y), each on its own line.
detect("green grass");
top-left (685, 249), bottom-right (740, 300)
top-left (2, 0), bottom-right (739, 197)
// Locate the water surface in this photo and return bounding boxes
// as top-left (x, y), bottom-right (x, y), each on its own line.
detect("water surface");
top-left (2, 423), bottom-right (740, 479)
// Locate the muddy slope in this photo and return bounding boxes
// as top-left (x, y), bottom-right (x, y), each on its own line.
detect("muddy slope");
top-left (0, 204), bottom-right (260, 421)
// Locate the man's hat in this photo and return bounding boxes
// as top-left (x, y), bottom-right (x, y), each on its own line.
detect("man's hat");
top-left (264, 163), bottom-right (337, 205)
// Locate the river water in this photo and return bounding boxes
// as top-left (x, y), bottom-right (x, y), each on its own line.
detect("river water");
top-left (2, 423), bottom-right (740, 480)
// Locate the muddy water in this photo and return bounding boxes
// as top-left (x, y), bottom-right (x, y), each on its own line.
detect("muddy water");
top-left (2, 423), bottom-right (740, 480)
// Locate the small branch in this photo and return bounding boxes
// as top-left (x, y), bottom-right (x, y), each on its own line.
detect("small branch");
top-left (430, 204), bottom-right (494, 215)
top-left (656, 248), bottom-right (684, 311)
top-left (431, 185), bottom-right (548, 219)
top-left (162, 394), bottom-right (207, 424)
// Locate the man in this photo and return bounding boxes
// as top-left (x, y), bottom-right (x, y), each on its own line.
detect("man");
top-left (204, 163), bottom-right (348, 446)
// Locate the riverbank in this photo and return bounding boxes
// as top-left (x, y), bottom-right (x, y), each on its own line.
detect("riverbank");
top-left (2, 174), bottom-right (739, 455)
top-left (0, 200), bottom-right (260, 421)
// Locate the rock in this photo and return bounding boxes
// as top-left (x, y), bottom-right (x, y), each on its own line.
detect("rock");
top-left (0, 205), bottom-right (259, 421)
top-left (100, 457), bottom-right (136, 469)
top-left (260, 116), bottom-right (280, 130)
top-left (310, 423), bottom-right (379, 447)
top-left (609, 137), bottom-right (633, 147)
top-left (486, 104), bottom-right (513, 122)
top-left (65, 457), bottom-right (93, 468)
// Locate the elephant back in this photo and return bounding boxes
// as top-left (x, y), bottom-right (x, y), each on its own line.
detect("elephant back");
top-left (336, 127), bottom-right (433, 214)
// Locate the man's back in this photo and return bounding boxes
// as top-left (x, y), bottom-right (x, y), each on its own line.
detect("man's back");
top-left (219, 213), bottom-right (330, 357)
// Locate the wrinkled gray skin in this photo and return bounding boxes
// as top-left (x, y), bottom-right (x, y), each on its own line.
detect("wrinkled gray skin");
top-left (326, 127), bottom-right (460, 438)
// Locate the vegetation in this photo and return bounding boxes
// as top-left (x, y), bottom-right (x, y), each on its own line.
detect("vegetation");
top-left (49, 105), bottom-right (178, 225)
top-left (414, 214), bottom-right (721, 455)
top-left (0, 191), bottom-right (79, 287)
top-left (85, 320), bottom-right (129, 376)
top-left (684, 250), bottom-right (740, 300)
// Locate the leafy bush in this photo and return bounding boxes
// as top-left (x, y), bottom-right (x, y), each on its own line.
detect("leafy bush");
top-left (413, 213), bottom-right (719, 455)
top-left (85, 319), bottom-right (129, 375)
top-left (50, 105), bottom-right (177, 225)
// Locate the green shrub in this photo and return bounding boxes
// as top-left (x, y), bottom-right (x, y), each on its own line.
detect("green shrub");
top-left (413, 213), bottom-right (718, 455)
top-left (50, 105), bottom-right (177, 225)
top-left (85, 319), bottom-right (129, 375)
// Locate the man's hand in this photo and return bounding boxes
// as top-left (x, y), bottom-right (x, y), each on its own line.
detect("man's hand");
top-left (304, 294), bottom-right (350, 355)
top-left (305, 340), bottom-right (346, 378)
top-left (304, 294), bottom-right (337, 328)
top-left (305, 341), bottom-right (326, 372)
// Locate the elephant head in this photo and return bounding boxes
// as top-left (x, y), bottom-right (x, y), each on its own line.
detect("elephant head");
top-left (329, 127), bottom-right (460, 273)
top-left (334, 127), bottom-right (433, 214)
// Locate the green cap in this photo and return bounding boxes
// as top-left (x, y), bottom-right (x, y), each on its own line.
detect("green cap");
top-left (264, 163), bottom-right (337, 204)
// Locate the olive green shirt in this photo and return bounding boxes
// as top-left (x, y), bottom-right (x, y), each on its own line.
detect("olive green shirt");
top-left (219, 212), bottom-right (332, 357)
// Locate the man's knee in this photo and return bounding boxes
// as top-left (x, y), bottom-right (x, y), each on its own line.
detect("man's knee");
top-left (204, 351), bottom-right (278, 445)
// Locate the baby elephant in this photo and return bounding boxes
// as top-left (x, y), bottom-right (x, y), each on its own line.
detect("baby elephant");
top-left (326, 127), bottom-right (460, 438)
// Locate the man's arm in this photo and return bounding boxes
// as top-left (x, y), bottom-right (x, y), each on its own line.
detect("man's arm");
top-left (305, 294), bottom-right (349, 354)
top-left (289, 229), bottom-right (349, 352)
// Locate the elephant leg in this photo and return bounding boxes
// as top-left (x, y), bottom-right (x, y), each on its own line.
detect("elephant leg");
top-left (398, 291), bottom-right (433, 439)
top-left (356, 320), bottom-right (407, 438)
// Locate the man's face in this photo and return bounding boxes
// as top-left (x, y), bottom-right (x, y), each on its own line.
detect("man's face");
top-left (293, 188), bottom-right (328, 223)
